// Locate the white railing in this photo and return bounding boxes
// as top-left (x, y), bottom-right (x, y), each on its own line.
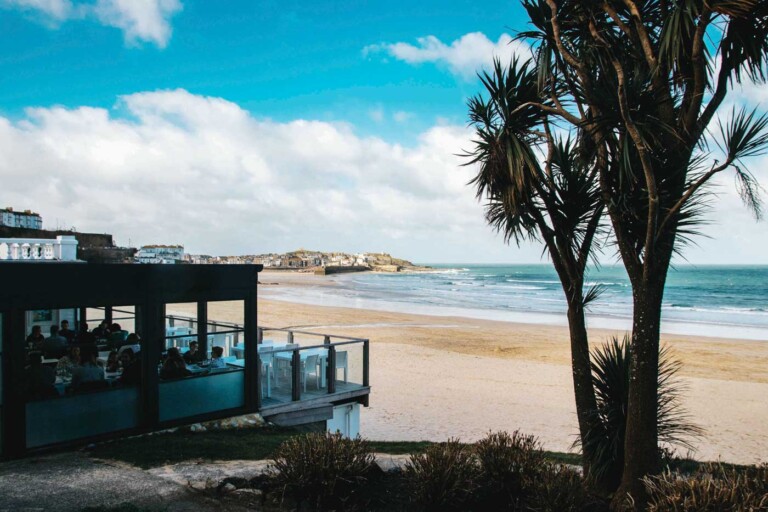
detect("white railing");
top-left (0, 235), bottom-right (78, 262)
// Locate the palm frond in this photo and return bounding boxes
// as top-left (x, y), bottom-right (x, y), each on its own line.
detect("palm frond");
top-left (734, 166), bottom-right (764, 220)
top-left (580, 335), bottom-right (703, 491)
top-left (716, 107), bottom-right (768, 161)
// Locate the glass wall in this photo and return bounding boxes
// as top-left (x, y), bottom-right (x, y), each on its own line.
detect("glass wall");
top-left (23, 307), bottom-right (141, 448)
top-left (158, 300), bottom-right (246, 422)
top-left (0, 312), bottom-right (4, 456)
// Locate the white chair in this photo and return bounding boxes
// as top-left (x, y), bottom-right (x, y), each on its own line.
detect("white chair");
top-left (301, 354), bottom-right (320, 392)
top-left (335, 351), bottom-right (348, 383)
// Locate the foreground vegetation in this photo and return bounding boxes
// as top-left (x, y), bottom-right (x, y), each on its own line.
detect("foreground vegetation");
top-left (88, 428), bottom-right (766, 511)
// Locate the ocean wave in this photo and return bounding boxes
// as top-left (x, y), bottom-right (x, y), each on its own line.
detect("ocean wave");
top-left (506, 278), bottom-right (561, 285)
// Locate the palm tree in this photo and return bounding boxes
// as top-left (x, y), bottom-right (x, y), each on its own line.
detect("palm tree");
top-left (466, 57), bottom-right (606, 489)
top-left (505, 1), bottom-right (768, 507)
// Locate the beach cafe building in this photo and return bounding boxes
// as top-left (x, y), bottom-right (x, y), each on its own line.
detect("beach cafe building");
top-left (0, 261), bottom-right (370, 458)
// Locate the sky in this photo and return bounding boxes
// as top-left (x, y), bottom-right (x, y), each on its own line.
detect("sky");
top-left (0, 0), bottom-right (766, 264)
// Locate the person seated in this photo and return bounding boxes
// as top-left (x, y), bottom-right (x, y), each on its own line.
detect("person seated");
top-left (160, 347), bottom-right (191, 380)
top-left (24, 352), bottom-right (57, 400)
top-left (92, 320), bottom-right (110, 340)
top-left (59, 320), bottom-right (76, 344)
top-left (42, 325), bottom-right (68, 359)
top-left (117, 332), bottom-right (141, 351)
top-left (25, 325), bottom-right (45, 351)
top-left (209, 346), bottom-right (227, 368)
top-left (107, 323), bottom-right (129, 349)
top-left (75, 322), bottom-right (95, 345)
top-left (183, 341), bottom-right (204, 364)
top-left (105, 350), bottom-right (120, 372)
top-left (56, 345), bottom-right (81, 380)
top-left (119, 348), bottom-right (141, 386)
top-left (71, 345), bottom-right (105, 391)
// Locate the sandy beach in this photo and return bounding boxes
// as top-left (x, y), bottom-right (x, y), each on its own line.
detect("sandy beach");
top-left (202, 271), bottom-right (768, 465)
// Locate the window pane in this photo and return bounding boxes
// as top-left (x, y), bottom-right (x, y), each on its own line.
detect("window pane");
top-left (23, 309), bottom-right (140, 448)
top-left (158, 300), bottom-right (246, 422)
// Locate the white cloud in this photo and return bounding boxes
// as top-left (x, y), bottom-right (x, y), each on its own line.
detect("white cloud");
top-left (364, 32), bottom-right (532, 79)
top-left (393, 110), bottom-right (414, 123)
top-left (1, 0), bottom-right (181, 47)
top-left (2, 0), bottom-right (73, 20)
top-left (92, 0), bottom-right (182, 48)
top-left (1, 90), bottom-right (762, 263)
top-left (368, 106), bottom-right (384, 123)
top-left (0, 89), bottom-right (516, 261)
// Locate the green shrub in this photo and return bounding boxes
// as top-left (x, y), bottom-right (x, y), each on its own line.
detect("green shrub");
top-left (643, 464), bottom-right (768, 511)
top-left (528, 464), bottom-right (595, 512)
top-left (270, 431), bottom-right (376, 511)
top-left (474, 430), bottom-right (545, 510)
top-left (404, 438), bottom-right (481, 512)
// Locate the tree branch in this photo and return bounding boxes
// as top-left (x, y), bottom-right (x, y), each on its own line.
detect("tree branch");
top-left (655, 157), bottom-right (734, 238)
top-left (607, 48), bottom-right (659, 276)
top-left (683, 10), bottom-right (713, 135)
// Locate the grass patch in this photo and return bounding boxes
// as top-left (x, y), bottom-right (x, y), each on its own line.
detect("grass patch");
top-left (90, 426), bottom-right (296, 469)
top-left (90, 425), bottom-right (581, 471)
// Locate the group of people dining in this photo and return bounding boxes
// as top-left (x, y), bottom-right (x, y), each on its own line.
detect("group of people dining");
top-left (159, 342), bottom-right (228, 379)
top-left (24, 321), bottom-right (142, 400)
top-left (24, 320), bottom-right (232, 400)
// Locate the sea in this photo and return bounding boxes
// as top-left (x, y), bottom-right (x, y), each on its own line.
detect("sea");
top-left (261, 264), bottom-right (768, 341)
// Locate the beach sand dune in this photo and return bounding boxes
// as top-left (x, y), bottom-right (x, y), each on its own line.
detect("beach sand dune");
top-left (182, 273), bottom-right (768, 465)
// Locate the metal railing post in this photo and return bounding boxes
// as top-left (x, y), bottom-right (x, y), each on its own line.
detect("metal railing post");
top-left (292, 349), bottom-right (301, 401)
top-left (287, 331), bottom-right (294, 344)
top-left (327, 346), bottom-right (336, 394)
top-left (363, 339), bottom-right (369, 387)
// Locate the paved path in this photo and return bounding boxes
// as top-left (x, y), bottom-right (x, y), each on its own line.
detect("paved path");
top-left (0, 452), bottom-right (410, 511)
top-left (0, 452), bottom-right (223, 511)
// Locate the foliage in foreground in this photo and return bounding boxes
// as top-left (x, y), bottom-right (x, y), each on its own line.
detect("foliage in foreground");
top-left (270, 431), bottom-right (376, 511)
top-left (582, 336), bottom-right (703, 491)
top-left (642, 463), bottom-right (768, 512)
top-left (404, 438), bottom-right (482, 512)
top-left (405, 431), bottom-right (597, 512)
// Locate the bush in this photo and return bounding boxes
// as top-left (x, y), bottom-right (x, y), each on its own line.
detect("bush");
top-left (474, 430), bottom-right (545, 510)
top-left (270, 432), bottom-right (376, 511)
top-left (529, 464), bottom-right (597, 512)
top-left (474, 431), bottom-right (597, 512)
top-left (404, 438), bottom-right (481, 512)
top-left (643, 464), bottom-right (768, 511)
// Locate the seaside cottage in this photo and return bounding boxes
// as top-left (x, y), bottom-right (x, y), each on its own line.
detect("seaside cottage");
top-left (0, 260), bottom-right (370, 458)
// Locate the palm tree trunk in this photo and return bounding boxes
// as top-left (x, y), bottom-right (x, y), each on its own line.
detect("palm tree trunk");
top-left (611, 280), bottom-right (664, 510)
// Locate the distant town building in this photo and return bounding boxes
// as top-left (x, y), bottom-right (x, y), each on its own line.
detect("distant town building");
top-left (0, 207), bottom-right (43, 230)
top-left (135, 244), bottom-right (184, 264)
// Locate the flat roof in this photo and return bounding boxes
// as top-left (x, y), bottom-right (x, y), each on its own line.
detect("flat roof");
top-left (0, 263), bottom-right (263, 310)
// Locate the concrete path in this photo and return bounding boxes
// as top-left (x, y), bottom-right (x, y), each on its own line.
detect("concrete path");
top-left (0, 452), bottom-right (410, 511)
top-left (0, 452), bottom-right (224, 511)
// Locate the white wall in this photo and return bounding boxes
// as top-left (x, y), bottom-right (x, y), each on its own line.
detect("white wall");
top-left (327, 403), bottom-right (361, 439)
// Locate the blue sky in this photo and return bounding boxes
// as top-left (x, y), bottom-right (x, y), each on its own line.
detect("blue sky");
top-left (1, 1), bottom-right (523, 141)
top-left (0, 0), bottom-right (766, 263)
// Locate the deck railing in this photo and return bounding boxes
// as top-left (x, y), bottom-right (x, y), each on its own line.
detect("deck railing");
top-left (0, 236), bottom-right (78, 262)
top-left (163, 316), bottom-right (370, 404)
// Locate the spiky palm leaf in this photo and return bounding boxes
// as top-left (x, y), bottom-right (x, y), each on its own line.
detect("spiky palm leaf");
top-left (581, 335), bottom-right (703, 491)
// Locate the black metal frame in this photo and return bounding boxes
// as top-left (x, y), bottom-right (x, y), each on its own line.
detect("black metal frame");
top-left (0, 263), bottom-right (262, 458)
